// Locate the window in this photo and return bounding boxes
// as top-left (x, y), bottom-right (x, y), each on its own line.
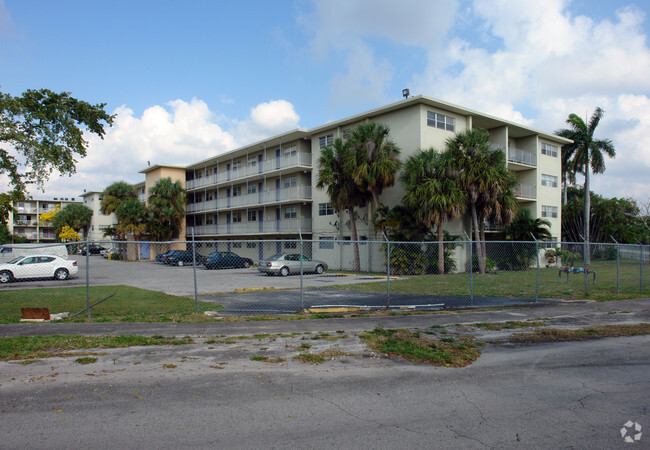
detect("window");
top-left (342, 128), bottom-right (351, 140)
top-left (541, 174), bottom-right (558, 187)
top-left (247, 211), bottom-right (257, 222)
top-left (284, 146), bottom-right (297, 158)
top-left (542, 205), bottom-right (558, 218)
top-left (319, 203), bottom-right (335, 216)
top-left (427, 111), bottom-right (455, 132)
top-left (319, 134), bottom-right (334, 148)
top-left (247, 185), bottom-right (257, 195)
top-left (247, 158), bottom-right (257, 168)
top-left (541, 143), bottom-right (558, 157)
top-left (232, 186), bottom-right (241, 197)
top-left (284, 206), bottom-right (297, 219)
top-left (284, 176), bottom-right (297, 188)
top-left (319, 237), bottom-right (335, 249)
top-left (247, 242), bottom-right (257, 248)
top-left (232, 161), bottom-right (242, 172)
top-left (233, 242), bottom-right (242, 248)
top-left (232, 212), bottom-right (242, 223)
top-left (545, 237), bottom-right (558, 249)
top-left (284, 240), bottom-right (297, 249)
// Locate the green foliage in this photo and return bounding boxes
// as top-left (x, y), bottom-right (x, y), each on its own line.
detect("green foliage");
top-left (147, 177), bottom-right (186, 241)
top-left (116, 198), bottom-right (147, 240)
top-left (101, 181), bottom-right (137, 216)
top-left (0, 223), bottom-right (27, 244)
top-left (0, 89), bottom-right (114, 222)
top-left (504, 209), bottom-right (552, 242)
top-left (51, 203), bottom-right (93, 238)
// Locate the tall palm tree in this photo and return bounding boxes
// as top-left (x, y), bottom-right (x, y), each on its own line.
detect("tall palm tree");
top-left (401, 148), bottom-right (466, 274)
top-left (346, 122), bottom-right (401, 224)
top-left (316, 137), bottom-right (371, 272)
top-left (116, 198), bottom-right (147, 241)
top-left (556, 107), bottom-right (616, 264)
top-left (148, 177), bottom-right (186, 241)
top-left (446, 128), bottom-right (512, 273)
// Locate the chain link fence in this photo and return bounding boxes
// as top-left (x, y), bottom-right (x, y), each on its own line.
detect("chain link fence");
top-left (0, 238), bottom-right (647, 320)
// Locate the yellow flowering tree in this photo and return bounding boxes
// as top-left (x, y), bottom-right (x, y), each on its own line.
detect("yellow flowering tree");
top-left (38, 204), bottom-right (61, 225)
top-left (59, 225), bottom-right (80, 242)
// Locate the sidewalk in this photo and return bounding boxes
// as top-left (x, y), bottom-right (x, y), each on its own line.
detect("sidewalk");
top-left (1, 298), bottom-right (648, 338)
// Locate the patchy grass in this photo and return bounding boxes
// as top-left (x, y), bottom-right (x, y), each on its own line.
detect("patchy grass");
top-left (293, 353), bottom-right (325, 364)
top-left (0, 335), bottom-right (194, 361)
top-left (360, 327), bottom-right (481, 367)
top-left (162, 364), bottom-right (177, 369)
top-left (468, 320), bottom-right (549, 330)
top-left (75, 357), bottom-right (98, 365)
top-left (250, 355), bottom-right (285, 363)
top-left (504, 323), bottom-right (650, 343)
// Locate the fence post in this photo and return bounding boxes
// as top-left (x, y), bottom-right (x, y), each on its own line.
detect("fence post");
top-left (611, 236), bottom-right (620, 295)
top-left (638, 240), bottom-right (643, 294)
top-left (464, 232), bottom-right (473, 306)
top-left (530, 233), bottom-right (539, 303)
top-left (192, 231), bottom-right (198, 314)
top-left (85, 235), bottom-right (91, 319)
top-left (382, 232), bottom-right (390, 309)
top-left (299, 228), bottom-right (304, 311)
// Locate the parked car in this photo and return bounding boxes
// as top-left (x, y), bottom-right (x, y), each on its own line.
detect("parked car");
top-left (164, 250), bottom-right (199, 267)
top-left (100, 248), bottom-right (119, 259)
top-left (0, 255), bottom-right (78, 283)
top-left (202, 251), bottom-right (253, 270)
top-left (155, 250), bottom-right (174, 263)
top-left (79, 244), bottom-right (106, 256)
top-left (258, 253), bottom-right (327, 276)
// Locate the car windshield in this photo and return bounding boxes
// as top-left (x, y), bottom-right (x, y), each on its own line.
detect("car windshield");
top-left (5, 256), bottom-right (24, 264)
top-left (268, 254), bottom-right (285, 261)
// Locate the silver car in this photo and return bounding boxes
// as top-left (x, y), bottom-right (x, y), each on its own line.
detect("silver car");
top-left (258, 253), bottom-right (327, 277)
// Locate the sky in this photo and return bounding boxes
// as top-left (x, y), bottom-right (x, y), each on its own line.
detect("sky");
top-left (1, 0), bottom-right (649, 205)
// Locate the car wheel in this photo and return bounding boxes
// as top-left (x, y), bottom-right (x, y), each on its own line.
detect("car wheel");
top-left (243, 261), bottom-right (251, 268)
top-left (315, 264), bottom-right (324, 274)
top-left (54, 268), bottom-right (69, 281)
top-left (177, 260), bottom-right (184, 267)
top-left (280, 266), bottom-right (289, 277)
top-left (0, 270), bottom-right (13, 283)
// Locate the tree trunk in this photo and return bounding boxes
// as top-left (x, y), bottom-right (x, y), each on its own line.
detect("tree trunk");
top-left (480, 221), bottom-right (487, 271)
top-left (584, 169), bottom-right (591, 266)
top-left (349, 207), bottom-right (361, 272)
top-left (437, 223), bottom-right (445, 274)
top-left (470, 202), bottom-right (485, 273)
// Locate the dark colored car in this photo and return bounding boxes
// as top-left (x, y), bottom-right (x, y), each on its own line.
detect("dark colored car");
top-left (79, 244), bottom-right (107, 256)
top-left (155, 250), bottom-right (174, 263)
top-left (165, 250), bottom-right (199, 267)
top-left (202, 251), bottom-right (253, 270)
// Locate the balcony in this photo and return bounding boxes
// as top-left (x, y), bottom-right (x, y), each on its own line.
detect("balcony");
top-left (187, 218), bottom-right (312, 236)
top-left (186, 152), bottom-right (312, 190)
top-left (508, 147), bottom-right (536, 168)
top-left (515, 183), bottom-right (536, 200)
top-left (187, 186), bottom-right (312, 214)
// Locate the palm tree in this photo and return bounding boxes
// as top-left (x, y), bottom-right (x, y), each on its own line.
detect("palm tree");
top-left (401, 148), bottom-right (466, 274)
top-left (556, 107), bottom-right (616, 264)
top-left (346, 122), bottom-right (401, 224)
top-left (316, 138), bottom-right (371, 272)
top-left (101, 181), bottom-right (137, 216)
top-left (147, 177), bottom-right (186, 241)
top-left (116, 198), bottom-right (147, 241)
top-left (504, 208), bottom-right (552, 241)
top-left (446, 128), bottom-right (512, 273)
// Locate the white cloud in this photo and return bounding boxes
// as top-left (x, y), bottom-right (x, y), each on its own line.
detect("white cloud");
top-left (24, 98), bottom-right (301, 199)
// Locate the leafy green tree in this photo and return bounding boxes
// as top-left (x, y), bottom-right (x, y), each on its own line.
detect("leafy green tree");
top-left (401, 148), bottom-right (466, 274)
top-left (0, 89), bottom-right (114, 222)
top-left (116, 198), bottom-right (147, 241)
top-left (51, 203), bottom-right (93, 239)
top-left (101, 181), bottom-right (137, 216)
top-left (317, 138), bottom-right (371, 272)
top-left (556, 107), bottom-right (616, 264)
top-left (147, 177), bottom-right (186, 241)
top-left (445, 128), bottom-right (514, 273)
top-left (346, 122), bottom-right (401, 223)
top-left (0, 223), bottom-right (27, 244)
top-left (504, 209), bottom-right (552, 242)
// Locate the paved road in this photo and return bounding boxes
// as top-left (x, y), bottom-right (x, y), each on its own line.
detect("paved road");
top-left (0, 298), bottom-right (648, 449)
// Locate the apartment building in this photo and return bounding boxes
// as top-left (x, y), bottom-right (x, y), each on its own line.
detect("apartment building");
top-left (8, 197), bottom-right (81, 242)
top-left (140, 95), bottom-right (570, 266)
top-left (80, 191), bottom-right (117, 241)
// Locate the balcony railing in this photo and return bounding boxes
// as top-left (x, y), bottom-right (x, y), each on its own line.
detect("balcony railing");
top-left (508, 147), bottom-right (536, 166)
top-left (515, 183), bottom-right (536, 199)
top-left (186, 152), bottom-right (312, 190)
top-left (187, 186), bottom-right (312, 213)
top-left (187, 218), bottom-right (312, 236)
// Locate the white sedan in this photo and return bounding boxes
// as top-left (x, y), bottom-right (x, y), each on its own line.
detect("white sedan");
top-left (0, 255), bottom-right (79, 283)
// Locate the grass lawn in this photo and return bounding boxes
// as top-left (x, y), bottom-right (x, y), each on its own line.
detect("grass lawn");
top-left (327, 260), bottom-right (649, 301)
top-left (0, 285), bottom-right (221, 323)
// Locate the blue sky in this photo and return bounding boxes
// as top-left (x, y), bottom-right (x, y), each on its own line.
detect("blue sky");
top-left (1, 0), bottom-right (649, 205)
